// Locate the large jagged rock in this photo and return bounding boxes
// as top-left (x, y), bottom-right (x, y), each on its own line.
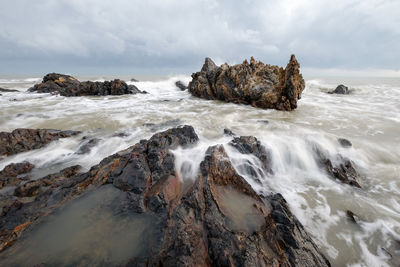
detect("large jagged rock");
top-left (188, 55), bottom-right (305, 111)
top-left (0, 128), bottom-right (81, 158)
top-left (0, 126), bottom-right (330, 266)
top-left (28, 73), bottom-right (146, 96)
top-left (131, 144), bottom-right (330, 266)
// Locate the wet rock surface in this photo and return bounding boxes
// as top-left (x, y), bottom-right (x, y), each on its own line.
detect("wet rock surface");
top-left (312, 143), bottom-right (362, 187)
top-left (329, 84), bottom-right (349, 94)
top-left (188, 55), bottom-right (305, 111)
top-left (29, 73), bottom-right (146, 96)
top-left (338, 138), bottom-right (352, 148)
top-left (0, 128), bottom-right (81, 158)
top-left (0, 88), bottom-right (19, 92)
top-left (0, 126), bottom-right (330, 266)
top-left (0, 162), bottom-right (34, 189)
top-left (175, 80), bottom-right (188, 91)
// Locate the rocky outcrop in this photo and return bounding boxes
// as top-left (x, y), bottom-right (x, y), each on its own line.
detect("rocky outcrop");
top-left (28, 73), bottom-right (146, 96)
top-left (175, 81), bottom-right (188, 91)
top-left (0, 162), bottom-right (34, 189)
top-left (0, 128), bottom-right (81, 158)
top-left (131, 144), bottom-right (330, 266)
top-left (188, 55), bottom-right (305, 111)
top-left (329, 84), bottom-right (349, 94)
top-left (0, 126), bottom-right (330, 266)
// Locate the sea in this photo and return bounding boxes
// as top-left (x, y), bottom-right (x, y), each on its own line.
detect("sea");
top-left (0, 74), bottom-right (399, 266)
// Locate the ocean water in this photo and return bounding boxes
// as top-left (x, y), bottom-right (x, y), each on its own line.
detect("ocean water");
top-left (0, 74), bottom-right (399, 266)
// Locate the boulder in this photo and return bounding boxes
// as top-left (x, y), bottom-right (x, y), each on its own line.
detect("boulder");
top-left (175, 80), bottom-right (188, 91)
top-left (0, 126), bottom-right (330, 266)
top-left (188, 55), bottom-right (305, 111)
top-left (28, 73), bottom-right (146, 96)
top-left (329, 84), bottom-right (349, 94)
top-left (338, 138), bottom-right (352, 148)
top-left (0, 128), bottom-right (81, 157)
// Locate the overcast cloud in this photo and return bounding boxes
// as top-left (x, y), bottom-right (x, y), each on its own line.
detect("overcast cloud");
top-left (0, 0), bottom-right (399, 75)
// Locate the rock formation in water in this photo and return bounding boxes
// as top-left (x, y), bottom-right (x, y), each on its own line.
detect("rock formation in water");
top-left (0, 126), bottom-right (330, 266)
top-left (0, 88), bottom-right (19, 92)
top-left (0, 128), bottom-right (81, 158)
top-left (329, 84), bottom-right (349, 94)
top-left (175, 80), bottom-right (188, 91)
top-left (312, 143), bottom-right (361, 188)
top-left (28, 73), bottom-right (146, 96)
top-left (188, 55), bottom-right (305, 111)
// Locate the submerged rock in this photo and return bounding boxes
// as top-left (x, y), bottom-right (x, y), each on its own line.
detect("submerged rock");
top-left (338, 138), bottom-right (352, 148)
top-left (188, 55), bottom-right (305, 111)
top-left (29, 73), bottom-right (146, 96)
top-left (329, 84), bottom-right (349, 94)
top-left (0, 88), bottom-right (19, 92)
top-left (223, 128), bottom-right (235, 136)
top-left (75, 138), bottom-right (101, 155)
top-left (312, 144), bottom-right (362, 188)
top-left (175, 80), bottom-right (188, 91)
top-left (0, 128), bottom-right (81, 157)
top-left (0, 162), bottom-right (34, 189)
top-left (0, 126), bottom-right (330, 266)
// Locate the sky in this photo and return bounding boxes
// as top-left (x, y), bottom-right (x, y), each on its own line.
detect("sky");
top-left (0, 0), bottom-right (399, 76)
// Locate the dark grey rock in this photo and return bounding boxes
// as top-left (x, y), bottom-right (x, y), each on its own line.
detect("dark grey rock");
top-left (0, 88), bottom-right (19, 92)
top-left (338, 138), bottom-right (352, 148)
top-left (329, 84), bottom-right (349, 94)
top-left (175, 81), bottom-right (188, 91)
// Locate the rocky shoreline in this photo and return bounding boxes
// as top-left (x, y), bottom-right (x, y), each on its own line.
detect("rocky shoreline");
top-left (0, 124), bottom-right (370, 265)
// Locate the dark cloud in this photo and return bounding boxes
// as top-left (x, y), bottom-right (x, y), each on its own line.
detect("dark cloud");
top-left (0, 0), bottom-right (399, 75)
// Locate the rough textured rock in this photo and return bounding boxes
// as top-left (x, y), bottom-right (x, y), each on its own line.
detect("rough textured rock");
top-left (0, 128), bottom-right (81, 158)
top-left (0, 88), bottom-right (19, 92)
top-left (175, 81), bottom-right (188, 91)
top-left (329, 84), bottom-right (349, 94)
top-left (127, 145), bottom-right (330, 266)
top-left (188, 55), bottom-right (305, 111)
top-left (0, 126), bottom-right (330, 266)
top-left (28, 73), bottom-right (146, 96)
top-left (0, 162), bottom-right (34, 189)
top-left (312, 143), bottom-right (361, 187)
top-left (0, 126), bottom-right (198, 253)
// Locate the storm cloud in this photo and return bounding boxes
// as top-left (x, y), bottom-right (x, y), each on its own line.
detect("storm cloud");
top-left (0, 0), bottom-right (399, 75)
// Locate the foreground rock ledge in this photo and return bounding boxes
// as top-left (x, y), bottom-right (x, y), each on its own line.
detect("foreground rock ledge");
top-left (188, 55), bottom-right (305, 111)
top-left (0, 126), bottom-right (330, 266)
top-left (29, 73), bottom-right (146, 96)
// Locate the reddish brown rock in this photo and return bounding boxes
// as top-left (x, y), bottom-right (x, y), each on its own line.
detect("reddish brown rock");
top-left (29, 73), bottom-right (146, 96)
top-left (0, 128), bottom-right (81, 158)
top-left (188, 55), bottom-right (305, 111)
